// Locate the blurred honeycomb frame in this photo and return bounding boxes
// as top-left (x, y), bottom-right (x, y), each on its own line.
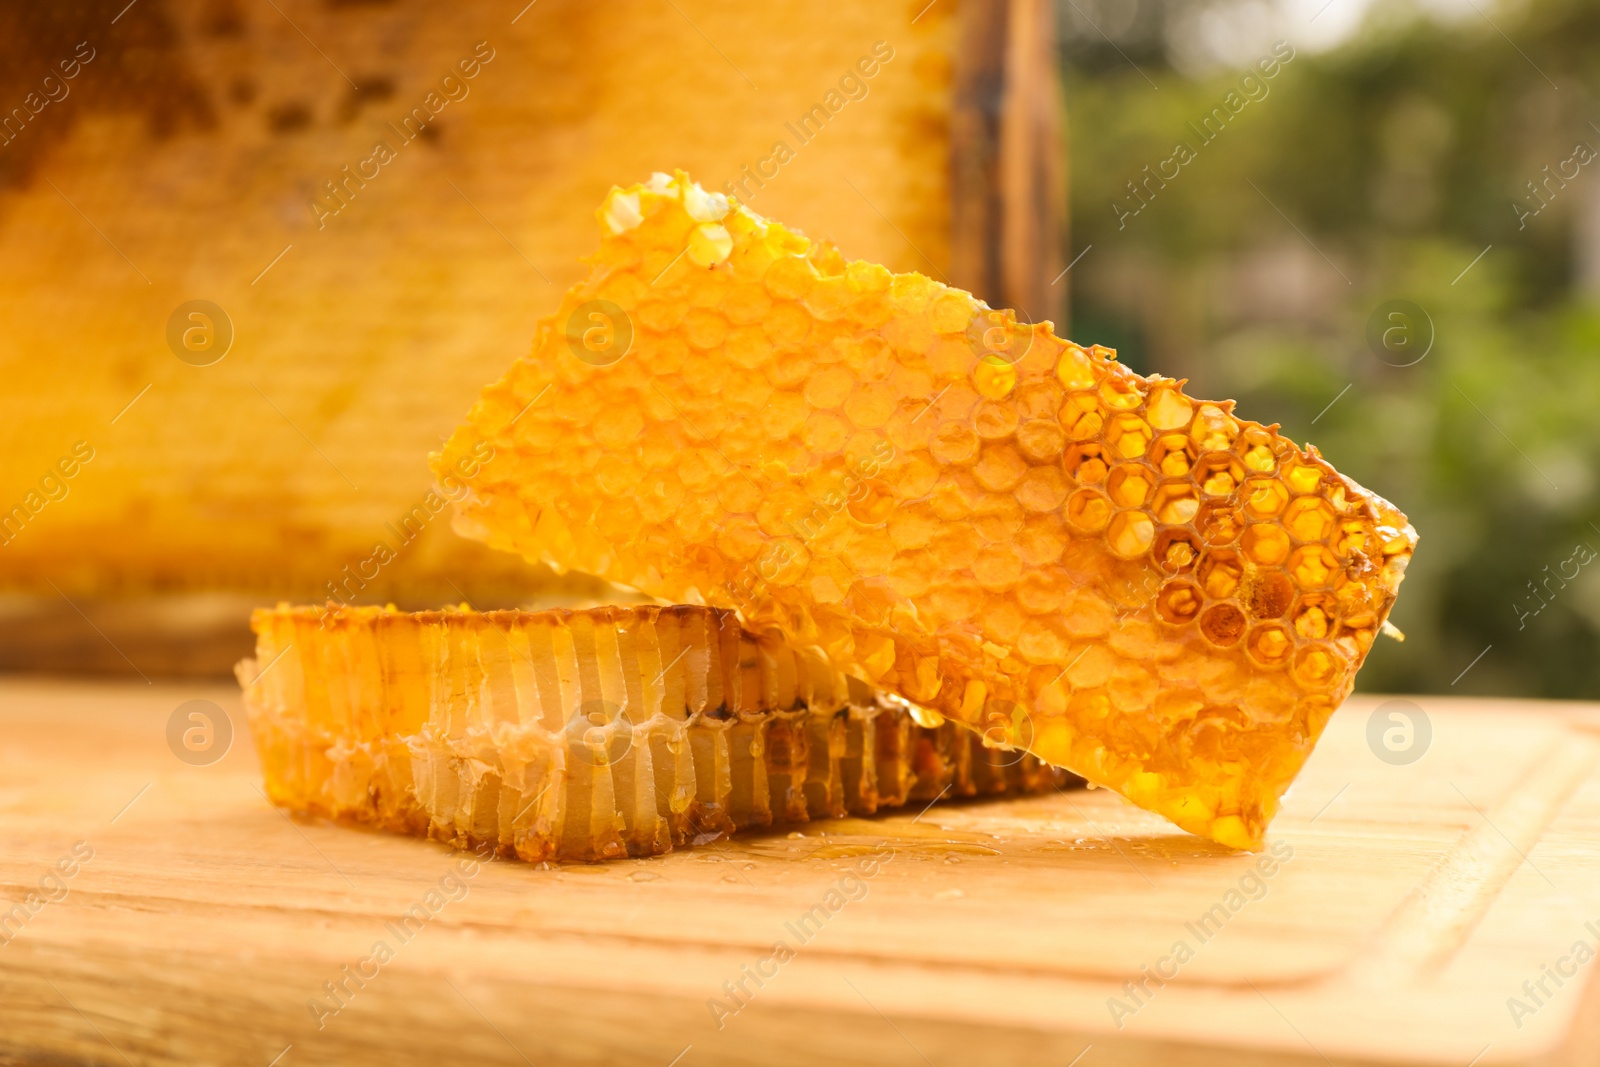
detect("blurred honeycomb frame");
top-left (0, 0), bottom-right (1065, 677)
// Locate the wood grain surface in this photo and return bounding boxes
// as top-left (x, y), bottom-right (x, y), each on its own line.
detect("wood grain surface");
top-left (2, 681), bottom-right (1598, 1066)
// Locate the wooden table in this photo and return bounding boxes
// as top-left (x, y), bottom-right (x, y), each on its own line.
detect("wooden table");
top-left (2, 680), bottom-right (1597, 1066)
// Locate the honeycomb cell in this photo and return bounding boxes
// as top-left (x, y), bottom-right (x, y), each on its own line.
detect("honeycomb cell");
top-left (846, 480), bottom-right (895, 525)
top-left (767, 351), bottom-right (813, 390)
top-left (1288, 544), bottom-right (1341, 589)
top-left (930, 422), bottom-right (980, 466)
top-left (725, 326), bottom-right (771, 370)
top-left (1190, 404), bottom-right (1238, 451)
top-left (930, 290), bottom-right (971, 332)
top-left (1108, 510), bottom-right (1155, 559)
top-left (1064, 442), bottom-right (1110, 484)
top-left (1055, 344), bottom-right (1099, 389)
top-left (975, 400), bottom-right (1020, 440)
top-left (1292, 645), bottom-right (1341, 689)
top-left (689, 223), bottom-right (734, 267)
top-left (1292, 597), bottom-right (1333, 640)
top-left (1195, 503), bottom-right (1243, 547)
top-left (764, 301), bottom-right (811, 345)
top-left (1106, 412), bottom-right (1154, 460)
top-left (1100, 375), bottom-right (1144, 411)
top-left (1153, 527), bottom-right (1203, 574)
top-left (1066, 488), bottom-right (1112, 533)
top-left (1236, 427), bottom-right (1283, 474)
top-left (1016, 418), bottom-right (1065, 461)
top-left (1153, 482), bottom-right (1199, 525)
top-left (1014, 467), bottom-right (1068, 513)
top-left (1333, 519), bottom-right (1373, 558)
top-left (974, 445), bottom-right (1028, 492)
top-left (1060, 394), bottom-right (1104, 440)
top-left (763, 247), bottom-right (815, 298)
top-left (1151, 434), bottom-right (1197, 477)
top-left (802, 411), bottom-right (850, 453)
top-left (1241, 523), bottom-right (1292, 566)
top-left (1241, 478), bottom-right (1290, 519)
top-left (1200, 604), bottom-right (1247, 646)
top-left (1145, 386), bottom-right (1194, 431)
top-left (1325, 481), bottom-right (1350, 514)
top-left (1015, 379), bottom-right (1064, 421)
top-left (1285, 496), bottom-right (1337, 542)
top-left (1157, 580), bottom-right (1203, 624)
top-left (974, 545), bottom-right (1024, 590)
top-left (1246, 623), bottom-right (1294, 669)
top-left (1016, 570), bottom-right (1065, 614)
top-left (1336, 583), bottom-right (1375, 623)
top-left (685, 308), bottom-right (731, 349)
top-left (725, 282), bottom-right (773, 325)
top-left (1195, 453), bottom-right (1247, 498)
top-left (976, 497), bottom-right (1025, 544)
top-left (1107, 464), bottom-right (1156, 508)
top-left (1284, 459), bottom-right (1324, 495)
top-left (1241, 570), bottom-right (1295, 619)
top-left (842, 384), bottom-right (897, 429)
top-left (974, 357), bottom-right (1017, 399)
top-left (1197, 549), bottom-right (1244, 599)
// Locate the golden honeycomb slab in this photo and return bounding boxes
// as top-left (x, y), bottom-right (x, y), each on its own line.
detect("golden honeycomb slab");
top-left (433, 172), bottom-right (1416, 849)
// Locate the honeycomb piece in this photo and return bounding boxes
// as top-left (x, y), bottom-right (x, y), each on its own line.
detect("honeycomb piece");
top-left (433, 171), bottom-right (1416, 850)
top-left (236, 604), bottom-right (1071, 863)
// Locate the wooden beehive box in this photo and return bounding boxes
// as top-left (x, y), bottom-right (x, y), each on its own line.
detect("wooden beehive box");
top-left (0, 0), bottom-right (1063, 673)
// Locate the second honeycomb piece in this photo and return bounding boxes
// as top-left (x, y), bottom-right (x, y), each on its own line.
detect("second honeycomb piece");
top-left (238, 603), bottom-right (1070, 862)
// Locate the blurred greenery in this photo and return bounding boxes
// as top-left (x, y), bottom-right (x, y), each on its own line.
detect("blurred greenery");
top-left (1060, 0), bottom-right (1600, 697)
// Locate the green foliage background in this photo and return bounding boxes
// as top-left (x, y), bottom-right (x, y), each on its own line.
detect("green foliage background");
top-left (1060, 0), bottom-right (1600, 697)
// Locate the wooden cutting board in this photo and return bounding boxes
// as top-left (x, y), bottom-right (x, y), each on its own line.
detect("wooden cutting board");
top-left (2, 679), bottom-right (1598, 1067)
